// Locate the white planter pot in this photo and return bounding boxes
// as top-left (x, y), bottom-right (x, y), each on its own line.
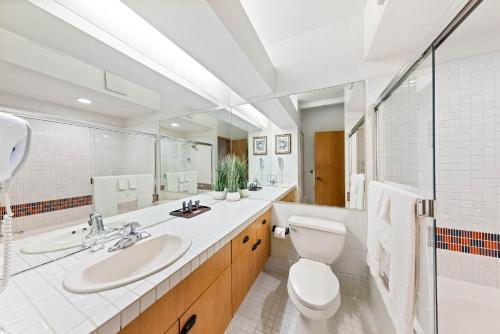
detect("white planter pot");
top-left (212, 190), bottom-right (227, 200)
top-left (239, 189), bottom-right (250, 198)
top-left (226, 191), bottom-right (241, 202)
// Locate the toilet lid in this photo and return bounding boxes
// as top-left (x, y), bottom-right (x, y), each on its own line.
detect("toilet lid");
top-left (289, 258), bottom-right (339, 310)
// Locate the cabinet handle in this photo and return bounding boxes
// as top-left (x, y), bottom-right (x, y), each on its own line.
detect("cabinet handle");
top-left (181, 314), bottom-right (197, 334)
top-left (243, 235), bottom-right (250, 244)
top-left (262, 219), bottom-right (267, 225)
top-left (252, 239), bottom-right (262, 251)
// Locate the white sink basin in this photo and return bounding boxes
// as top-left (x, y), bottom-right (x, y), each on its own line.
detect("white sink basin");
top-left (63, 233), bottom-right (191, 293)
top-left (21, 221), bottom-right (131, 254)
top-left (21, 228), bottom-right (87, 254)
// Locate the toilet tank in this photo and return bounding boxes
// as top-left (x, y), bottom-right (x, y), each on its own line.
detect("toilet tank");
top-left (288, 215), bottom-right (347, 264)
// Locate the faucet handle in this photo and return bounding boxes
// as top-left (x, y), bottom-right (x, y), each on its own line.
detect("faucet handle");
top-left (122, 222), bottom-right (141, 235)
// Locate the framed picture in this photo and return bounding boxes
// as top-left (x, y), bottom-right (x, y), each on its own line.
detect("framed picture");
top-left (275, 134), bottom-right (292, 154)
top-left (253, 136), bottom-right (267, 155)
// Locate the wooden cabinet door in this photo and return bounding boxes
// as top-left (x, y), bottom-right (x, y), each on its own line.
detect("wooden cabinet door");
top-left (166, 321), bottom-right (179, 334)
top-left (231, 244), bottom-right (256, 314)
top-left (255, 210), bottom-right (271, 273)
top-left (180, 267), bottom-right (232, 334)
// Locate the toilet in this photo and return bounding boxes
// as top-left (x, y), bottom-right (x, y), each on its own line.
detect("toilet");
top-left (287, 215), bottom-right (347, 334)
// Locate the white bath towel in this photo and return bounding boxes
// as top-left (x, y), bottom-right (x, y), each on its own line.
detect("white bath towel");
top-left (355, 174), bottom-right (365, 210)
top-left (185, 171), bottom-right (198, 194)
top-left (166, 173), bottom-right (179, 192)
top-left (117, 177), bottom-right (128, 190)
top-left (349, 174), bottom-right (358, 209)
top-left (367, 181), bottom-right (387, 276)
top-left (378, 191), bottom-right (391, 223)
top-left (388, 185), bottom-right (420, 334)
top-left (128, 176), bottom-right (137, 189)
top-left (135, 174), bottom-right (154, 209)
top-left (93, 176), bottom-right (118, 217)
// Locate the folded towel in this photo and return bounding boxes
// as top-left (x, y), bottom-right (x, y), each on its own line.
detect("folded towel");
top-left (118, 177), bottom-right (128, 190)
top-left (388, 185), bottom-right (420, 334)
top-left (129, 176), bottom-right (137, 189)
top-left (378, 191), bottom-right (391, 223)
top-left (93, 176), bottom-right (118, 217)
top-left (367, 181), bottom-right (387, 276)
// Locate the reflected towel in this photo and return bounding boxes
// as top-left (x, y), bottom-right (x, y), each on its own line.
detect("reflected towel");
top-left (118, 177), bottom-right (128, 190)
top-left (129, 176), bottom-right (137, 189)
top-left (93, 176), bottom-right (118, 217)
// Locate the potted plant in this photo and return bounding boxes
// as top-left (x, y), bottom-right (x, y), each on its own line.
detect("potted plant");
top-left (224, 155), bottom-right (241, 202)
top-left (212, 162), bottom-right (227, 200)
top-left (237, 157), bottom-right (250, 198)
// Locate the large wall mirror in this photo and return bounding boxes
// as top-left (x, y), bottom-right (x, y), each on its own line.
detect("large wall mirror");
top-left (234, 81), bottom-right (366, 209)
top-left (0, 0), bottom-right (366, 276)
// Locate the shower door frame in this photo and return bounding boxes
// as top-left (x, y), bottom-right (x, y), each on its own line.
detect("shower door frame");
top-left (371, 1), bottom-right (484, 332)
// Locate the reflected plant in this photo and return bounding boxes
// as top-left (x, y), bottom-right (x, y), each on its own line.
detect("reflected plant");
top-left (213, 161), bottom-right (227, 192)
top-left (236, 157), bottom-right (248, 190)
top-left (222, 154), bottom-right (239, 193)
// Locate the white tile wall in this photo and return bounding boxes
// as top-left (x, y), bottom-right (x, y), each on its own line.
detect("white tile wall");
top-left (434, 51), bottom-right (500, 287)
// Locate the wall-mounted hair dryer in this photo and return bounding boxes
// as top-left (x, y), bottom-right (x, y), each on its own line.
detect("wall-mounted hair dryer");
top-left (0, 112), bottom-right (31, 299)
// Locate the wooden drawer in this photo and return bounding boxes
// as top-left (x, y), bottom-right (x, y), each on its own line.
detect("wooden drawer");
top-left (166, 320), bottom-right (179, 334)
top-left (180, 267), bottom-right (232, 334)
top-left (177, 243), bottom-right (231, 316)
top-left (231, 223), bottom-right (256, 261)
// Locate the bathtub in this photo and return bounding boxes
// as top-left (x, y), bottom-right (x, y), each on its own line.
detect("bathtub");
top-left (438, 276), bottom-right (500, 334)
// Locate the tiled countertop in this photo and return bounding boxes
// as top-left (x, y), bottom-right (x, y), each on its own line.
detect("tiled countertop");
top-left (0, 186), bottom-right (295, 334)
top-left (246, 185), bottom-right (296, 201)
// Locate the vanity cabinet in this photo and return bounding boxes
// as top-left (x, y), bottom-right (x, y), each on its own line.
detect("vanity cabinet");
top-left (179, 267), bottom-right (232, 334)
top-left (280, 189), bottom-right (296, 202)
top-left (118, 209), bottom-right (271, 334)
top-left (231, 209), bottom-right (271, 314)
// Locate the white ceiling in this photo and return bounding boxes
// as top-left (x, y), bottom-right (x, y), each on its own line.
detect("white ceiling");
top-left (240, 0), bottom-right (366, 47)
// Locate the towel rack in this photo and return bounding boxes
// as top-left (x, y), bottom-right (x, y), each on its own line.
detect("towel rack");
top-left (416, 199), bottom-right (435, 218)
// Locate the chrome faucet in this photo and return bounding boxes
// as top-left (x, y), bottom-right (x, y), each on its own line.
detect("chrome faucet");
top-left (88, 213), bottom-right (106, 237)
top-left (108, 222), bottom-right (149, 252)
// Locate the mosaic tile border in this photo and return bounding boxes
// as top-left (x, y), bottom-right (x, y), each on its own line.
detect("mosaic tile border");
top-left (436, 227), bottom-right (500, 258)
top-left (197, 183), bottom-right (212, 191)
top-left (0, 195), bottom-right (92, 218)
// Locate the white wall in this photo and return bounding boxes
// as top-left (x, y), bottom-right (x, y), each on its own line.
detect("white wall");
top-left (248, 124), bottom-right (299, 187)
top-left (300, 104), bottom-right (344, 204)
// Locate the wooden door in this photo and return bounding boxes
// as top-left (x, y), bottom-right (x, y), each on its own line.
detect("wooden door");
top-left (230, 139), bottom-right (248, 162)
top-left (231, 245), bottom-right (256, 314)
top-left (314, 131), bottom-right (345, 207)
top-left (180, 267), bottom-right (232, 334)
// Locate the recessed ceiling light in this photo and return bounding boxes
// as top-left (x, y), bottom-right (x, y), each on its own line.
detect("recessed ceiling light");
top-left (77, 98), bottom-right (92, 104)
top-left (170, 123), bottom-right (179, 127)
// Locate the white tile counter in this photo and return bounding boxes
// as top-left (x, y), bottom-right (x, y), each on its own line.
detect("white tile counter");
top-left (5, 194), bottom-right (220, 276)
top-left (246, 185), bottom-right (296, 202)
top-left (0, 189), bottom-right (292, 334)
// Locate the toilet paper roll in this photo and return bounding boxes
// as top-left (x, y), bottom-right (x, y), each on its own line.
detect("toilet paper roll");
top-left (273, 226), bottom-right (287, 239)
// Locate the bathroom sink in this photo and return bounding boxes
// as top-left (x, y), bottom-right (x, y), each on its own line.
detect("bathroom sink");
top-left (21, 221), bottom-right (132, 254)
top-left (21, 227), bottom-right (88, 254)
top-left (63, 232), bottom-right (191, 293)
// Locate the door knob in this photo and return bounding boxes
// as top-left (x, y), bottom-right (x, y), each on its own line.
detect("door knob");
top-left (316, 177), bottom-right (323, 181)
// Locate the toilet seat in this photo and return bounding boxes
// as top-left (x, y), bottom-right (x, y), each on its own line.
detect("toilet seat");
top-left (288, 258), bottom-right (340, 311)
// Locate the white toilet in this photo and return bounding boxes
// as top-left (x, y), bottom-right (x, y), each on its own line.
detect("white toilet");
top-left (287, 215), bottom-right (347, 334)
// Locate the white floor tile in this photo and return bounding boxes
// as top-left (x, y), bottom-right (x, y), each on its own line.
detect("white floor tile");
top-left (227, 269), bottom-right (377, 334)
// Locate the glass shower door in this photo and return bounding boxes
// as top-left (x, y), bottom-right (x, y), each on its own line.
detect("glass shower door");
top-left (376, 54), bottom-right (436, 334)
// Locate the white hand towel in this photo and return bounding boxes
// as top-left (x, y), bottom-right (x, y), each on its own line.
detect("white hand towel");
top-left (378, 191), bottom-right (391, 223)
top-left (136, 174), bottom-right (154, 209)
top-left (388, 185), bottom-right (421, 334)
top-left (93, 176), bottom-right (118, 217)
top-left (367, 181), bottom-right (387, 276)
top-left (355, 174), bottom-right (365, 210)
top-left (129, 176), bottom-right (137, 189)
top-left (349, 174), bottom-right (358, 209)
top-left (117, 177), bottom-right (128, 190)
